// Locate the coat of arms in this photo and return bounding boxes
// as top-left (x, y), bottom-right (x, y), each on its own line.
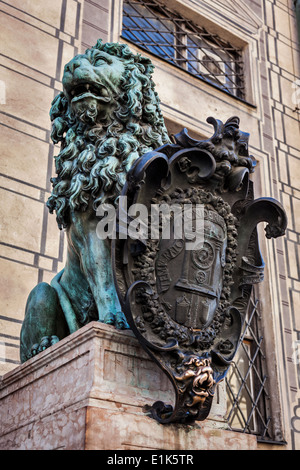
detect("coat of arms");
top-left (112, 116), bottom-right (287, 424)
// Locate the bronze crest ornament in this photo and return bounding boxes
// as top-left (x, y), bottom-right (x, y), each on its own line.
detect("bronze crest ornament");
top-left (112, 116), bottom-right (287, 424)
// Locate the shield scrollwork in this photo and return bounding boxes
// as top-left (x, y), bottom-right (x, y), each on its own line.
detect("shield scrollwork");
top-left (112, 116), bottom-right (287, 424)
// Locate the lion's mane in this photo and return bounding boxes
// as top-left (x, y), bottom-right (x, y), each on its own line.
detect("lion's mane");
top-left (47, 40), bottom-right (170, 229)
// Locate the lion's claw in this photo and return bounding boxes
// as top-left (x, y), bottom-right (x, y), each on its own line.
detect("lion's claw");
top-left (103, 312), bottom-right (115, 325)
top-left (30, 335), bottom-right (59, 357)
top-left (101, 311), bottom-right (130, 329)
top-left (115, 311), bottom-right (130, 329)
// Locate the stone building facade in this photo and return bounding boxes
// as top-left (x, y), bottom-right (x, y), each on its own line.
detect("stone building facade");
top-left (0, 0), bottom-right (299, 450)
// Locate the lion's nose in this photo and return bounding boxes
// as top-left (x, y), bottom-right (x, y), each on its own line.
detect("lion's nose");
top-left (65, 59), bottom-right (81, 74)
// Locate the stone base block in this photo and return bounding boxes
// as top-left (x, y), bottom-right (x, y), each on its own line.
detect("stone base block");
top-left (0, 322), bottom-right (259, 450)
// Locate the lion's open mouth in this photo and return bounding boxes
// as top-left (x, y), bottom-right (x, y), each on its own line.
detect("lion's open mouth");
top-left (69, 83), bottom-right (111, 103)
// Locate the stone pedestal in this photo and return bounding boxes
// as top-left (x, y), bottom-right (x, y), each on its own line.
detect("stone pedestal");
top-left (0, 322), bottom-right (259, 450)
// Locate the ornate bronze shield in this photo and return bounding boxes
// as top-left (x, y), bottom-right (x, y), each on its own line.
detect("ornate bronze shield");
top-left (112, 116), bottom-right (287, 424)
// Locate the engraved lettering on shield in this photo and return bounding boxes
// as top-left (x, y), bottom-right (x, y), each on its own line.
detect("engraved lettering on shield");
top-left (156, 239), bottom-right (185, 293)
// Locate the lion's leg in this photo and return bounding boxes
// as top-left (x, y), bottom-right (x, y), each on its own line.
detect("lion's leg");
top-left (20, 282), bottom-right (68, 362)
top-left (67, 209), bottom-right (129, 329)
top-left (86, 243), bottom-right (129, 328)
top-left (78, 240), bottom-right (129, 328)
top-left (95, 273), bottom-right (128, 328)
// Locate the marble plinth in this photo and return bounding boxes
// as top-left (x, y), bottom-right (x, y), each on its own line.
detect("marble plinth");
top-left (0, 322), bottom-right (259, 450)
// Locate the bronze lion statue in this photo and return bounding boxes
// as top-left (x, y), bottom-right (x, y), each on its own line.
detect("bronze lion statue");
top-left (20, 40), bottom-right (170, 362)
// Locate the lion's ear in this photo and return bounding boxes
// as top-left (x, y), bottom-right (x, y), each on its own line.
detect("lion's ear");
top-left (50, 92), bottom-right (68, 121)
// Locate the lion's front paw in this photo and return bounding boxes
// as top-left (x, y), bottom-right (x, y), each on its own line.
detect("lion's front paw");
top-left (101, 311), bottom-right (130, 330)
top-left (115, 311), bottom-right (130, 329)
top-left (30, 335), bottom-right (59, 358)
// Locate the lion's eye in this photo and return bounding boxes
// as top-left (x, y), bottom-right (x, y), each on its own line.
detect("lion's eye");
top-left (94, 57), bottom-right (108, 66)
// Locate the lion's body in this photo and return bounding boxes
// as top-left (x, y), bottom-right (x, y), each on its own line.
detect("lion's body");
top-left (20, 41), bottom-right (170, 362)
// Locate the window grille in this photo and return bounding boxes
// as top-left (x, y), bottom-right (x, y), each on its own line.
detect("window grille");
top-left (122, 0), bottom-right (245, 99)
top-left (225, 294), bottom-right (273, 440)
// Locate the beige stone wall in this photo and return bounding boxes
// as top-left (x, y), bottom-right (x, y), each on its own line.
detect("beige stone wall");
top-left (0, 0), bottom-right (83, 373)
top-left (0, 0), bottom-right (299, 449)
top-left (259, 0), bottom-right (300, 449)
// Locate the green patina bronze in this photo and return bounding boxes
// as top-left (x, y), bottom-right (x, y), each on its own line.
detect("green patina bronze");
top-left (20, 40), bottom-right (170, 363)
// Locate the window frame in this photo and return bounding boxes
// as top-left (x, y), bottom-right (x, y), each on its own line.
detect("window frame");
top-left (225, 295), bottom-right (272, 438)
top-left (224, 287), bottom-right (286, 445)
top-left (121, 0), bottom-right (248, 103)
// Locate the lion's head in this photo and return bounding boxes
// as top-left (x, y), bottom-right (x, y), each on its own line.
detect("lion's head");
top-left (47, 40), bottom-right (170, 229)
